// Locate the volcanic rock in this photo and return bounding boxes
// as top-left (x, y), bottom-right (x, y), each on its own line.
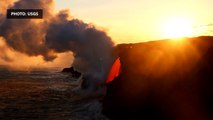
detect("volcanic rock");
top-left (102, 36), bottom-right (213, 120)
top-left (62, 67), bottom-right (82, 78)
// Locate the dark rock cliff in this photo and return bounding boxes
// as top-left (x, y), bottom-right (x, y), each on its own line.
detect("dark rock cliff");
top-left (102, 36), bottom-right (213, 120)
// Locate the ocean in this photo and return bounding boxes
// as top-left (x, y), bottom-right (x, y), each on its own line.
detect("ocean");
top-left (0, 69), bottom-right (107, 120)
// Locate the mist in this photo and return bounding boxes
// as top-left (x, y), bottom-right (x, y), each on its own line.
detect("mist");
top-left (0, 0), bottom-right (117, 82)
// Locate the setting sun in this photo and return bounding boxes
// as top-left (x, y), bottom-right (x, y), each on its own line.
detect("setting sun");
top-left (162, 17), bottom-right (193, 39)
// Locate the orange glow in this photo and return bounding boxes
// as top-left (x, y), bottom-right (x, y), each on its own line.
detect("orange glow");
top-left (0, 37), bottom-right (73, 70)
top-left (106, 57), bottom-right (121, 83)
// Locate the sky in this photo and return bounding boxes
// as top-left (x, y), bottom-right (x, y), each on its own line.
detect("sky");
top-left (55, 0), bottom-right (213, 43)
top-left (1, 0), bottom-right (213, 70)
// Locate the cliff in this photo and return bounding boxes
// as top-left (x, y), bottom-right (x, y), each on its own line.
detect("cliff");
top-left (102, 36), bottom-right (213, 120)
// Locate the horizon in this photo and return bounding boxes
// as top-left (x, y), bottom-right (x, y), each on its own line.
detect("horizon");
top-left (55, 0), bottom-right (213, 43)
top-left (1, 1), bottom-right (213, 119)
top-left (1, 0), bottom-right (213, 70)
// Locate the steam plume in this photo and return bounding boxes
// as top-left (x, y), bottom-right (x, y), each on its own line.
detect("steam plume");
top-left (0, 0), bottom-right (116, 83)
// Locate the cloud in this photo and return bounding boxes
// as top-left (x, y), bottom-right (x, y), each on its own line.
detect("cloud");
top-left (0, 37), bottom-right (73, 70)
top-left (0, 0), bottom-right (117, 81)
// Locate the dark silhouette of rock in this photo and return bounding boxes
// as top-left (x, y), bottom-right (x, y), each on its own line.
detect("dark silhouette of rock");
top-left (102, 36), bottom-right (213, 120)
top-left (62, 67), bottom-right (82, 78)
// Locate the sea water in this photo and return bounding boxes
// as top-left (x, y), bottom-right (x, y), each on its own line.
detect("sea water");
top-left (0, 69), bottom-right (107, 120)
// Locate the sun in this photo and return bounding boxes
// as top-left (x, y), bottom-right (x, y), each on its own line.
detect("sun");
top-left (162, 17), bottom-right (193, 39)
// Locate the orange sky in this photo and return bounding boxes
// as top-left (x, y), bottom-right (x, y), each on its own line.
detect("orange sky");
top-left (1, 0), bottom-right (213, 70)
top-left (55, 0), bottom-right (213, 43)
top-left (0, 37), bottom-right (73, 70)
